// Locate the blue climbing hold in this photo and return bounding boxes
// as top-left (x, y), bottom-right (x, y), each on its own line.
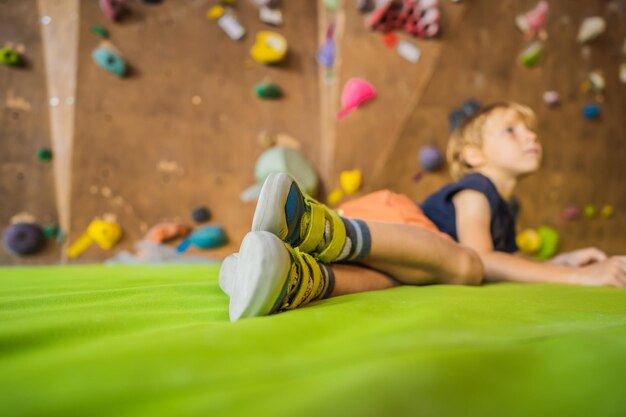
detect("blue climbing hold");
top-left (92, 46), bottom-right (127, 77)
top-left (189, 226), bottom-right (227, 249)
top-left (582, 103), bottom-right (601, 120)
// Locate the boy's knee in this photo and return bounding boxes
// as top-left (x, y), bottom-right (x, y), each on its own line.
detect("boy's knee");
top-left (457, 249), bottom-right (484, 286)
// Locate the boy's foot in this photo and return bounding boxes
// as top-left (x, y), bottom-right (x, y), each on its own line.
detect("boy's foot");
top-left (218, 253), bottom-right (238, 297)
top-left (251, 173), bottom-right (371, 263)
top-left (229, 231), bottom-right (334, 322)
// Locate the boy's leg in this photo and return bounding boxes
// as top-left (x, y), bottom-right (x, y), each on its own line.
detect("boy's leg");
top-left (330, 263), bottom-right (399, 296)
top-left (252, 173), bottom-right (483, 286)
top-left (362, 221), bottom-right (483, 285)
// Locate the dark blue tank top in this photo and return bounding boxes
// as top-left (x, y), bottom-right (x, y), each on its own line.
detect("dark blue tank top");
top-left (420, 173), bottom-right (518, 253)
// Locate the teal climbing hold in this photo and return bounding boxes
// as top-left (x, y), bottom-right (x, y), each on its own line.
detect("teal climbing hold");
top-left (42, 224), bottom-right (60, 239)
top-left (189, 225), bottom-right (227, 249)
top-left (92, 46), bottom-right (127, 77)
top-left (0, 47), bottom-right (21, 67)
top-left (254, 82), bottom-right (283, 99)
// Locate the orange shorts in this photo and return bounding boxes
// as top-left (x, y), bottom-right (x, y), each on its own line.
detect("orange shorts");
top-left (338, 190), bottom-right (452, 240)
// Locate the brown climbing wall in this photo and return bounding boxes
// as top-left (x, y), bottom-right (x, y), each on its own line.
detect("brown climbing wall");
top-left (68, 0), bottom-right (320, 262)
top-left (0, 0), bottom-right (61, 265)
top-left (331, 0), bottom-right (626, 255)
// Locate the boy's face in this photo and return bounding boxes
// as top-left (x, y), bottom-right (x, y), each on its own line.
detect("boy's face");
top-left (478, 108), bottom-right (542, 177)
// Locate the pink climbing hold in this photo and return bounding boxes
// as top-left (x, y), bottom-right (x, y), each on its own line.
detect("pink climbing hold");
top-left (337, 78), bottom-right (377, 120)
top-left (99, 0), bottom-right (125, 21)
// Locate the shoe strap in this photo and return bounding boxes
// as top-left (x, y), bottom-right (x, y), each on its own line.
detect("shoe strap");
top-left (315, 209), bottom-right (346, 263)
top-left (298, 202), bottom-right (326, 253)
top-left (279, 247), bottom-right (323, 311)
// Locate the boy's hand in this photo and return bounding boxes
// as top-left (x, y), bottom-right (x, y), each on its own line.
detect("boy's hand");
top-left (550, 247), bottom-right (607, 267)
top-left (568, 256), bottom-right (626, 287)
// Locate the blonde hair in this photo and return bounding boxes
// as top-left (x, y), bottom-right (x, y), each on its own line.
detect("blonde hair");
top-left (447, 102), bottom-right (537, 180)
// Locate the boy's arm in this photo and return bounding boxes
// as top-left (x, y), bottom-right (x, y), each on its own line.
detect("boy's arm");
top-left (453, 190), bottom-right (626, 286)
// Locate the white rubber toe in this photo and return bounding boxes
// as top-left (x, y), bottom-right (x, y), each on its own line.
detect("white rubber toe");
top-left (229, 231), bottom-right (291, 322)
top-left (218, 253), bottom-right (239, 297)
top-left (251, 173), bottom-right (295, 240)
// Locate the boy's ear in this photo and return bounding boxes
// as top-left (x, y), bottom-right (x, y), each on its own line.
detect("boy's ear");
top-left (462, 146), bottom-right (485, 168)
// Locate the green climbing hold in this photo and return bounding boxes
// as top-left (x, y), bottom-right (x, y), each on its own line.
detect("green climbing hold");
top-left (324, 0), bottom-right (338, 11)
top-left (91, 25), bottom-right (108, 38)
top-left (42, 224), bottom-right (60, 239)
top-left (519, 42), bottom-right (543, 68)
top-left (254, 82), bottom-right (283, 99)
top-left (36, 148), bottom-right (53, 162)
top-left (0, 47), bottom-right (21, 67)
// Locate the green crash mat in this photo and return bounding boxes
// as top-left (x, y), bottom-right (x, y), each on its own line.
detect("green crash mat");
top-left (1, 265), bottom-right (625, 417)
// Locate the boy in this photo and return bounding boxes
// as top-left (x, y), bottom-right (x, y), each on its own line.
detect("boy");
top-left (421, 102), bottom-right (625, 287)
top-left (221, 102), bottom-right (624, 321)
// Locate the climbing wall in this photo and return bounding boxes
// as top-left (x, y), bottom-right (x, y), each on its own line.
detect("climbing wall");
top-left (0, 0), bottom-right (61, 265)
top-left (68, 0), bottom-right (320, 262)
top-left (341, 0), bottom-right (626, 254)
top-left (1, 0), bottom-right (625, 264)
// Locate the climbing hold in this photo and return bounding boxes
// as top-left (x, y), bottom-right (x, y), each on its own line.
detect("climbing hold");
top-left (207, 5), bottom-right (225, 20)
top-left (317, 38), bottom-right (335, 68)
top-left (516, 228), bottom-right (542, 255)
top-left (91, 25), bottom-right (108, 38)
top-left (192, 206), bottom-right (211, 223)
top-left (535, 226), bottom-right (559, 260)
top-left (92, 46), bottom-right (127, 77)
top-left (98, 0), bottom-right (125, 21)
top-left (255, 146), bottom-right (319, 196)
top-left (36, 148), bottom-right (53, 162)
top-left (145, 223), bottom-right (191, 243)
top-left (327, 188), bottom-right (344, 206)
top-left (250, 31), bottom-right (288, 64)
top-left (462, 99), bottom-right (481, 116)
top-left (583, 204), bottom-right (597, 219)
top-left (337, 78), bottom-right (377, 119)
top-left (259, 7), bottom-right (283, 26)
top-left (218, 13), bottom-right (246, 41)
top-left (367, 0), bottom-right (441, 38)
top-left (600, 205), bottom-right (614, 219)
top-left (620, 62), bottom-right (626, 84)
top-left (68, 219), bottom-right (122, 259)
top-left (515, 0), bottom-right (548, 39)
top-left (254, 82), bottom-right (283, 99)
top-left (563, 205), bottom-right (581, 220)
top-left (396, 40), bottom-right (421, 63)
top-left (189, 225), bottom-right (227, 249)
top-left (519, 41), bottom-right (543, 67)
top-left (582, 103), bottom-right (601, 120)
top-left (586, 70), bottom-right (605, 93)
top-left (383, 32), bottom-right (399, 48)
top-left (543, 91), bottom-right (559, 107)
top-left (0, 47), bottom-right (21, 67)
top-left (358, 0), bottom-right (374, 13)
top-left (448, 108), bottom-right (467, 131)
top-left (324, 0), bottom-right (338, 11)
top-left (340, 170), bottom-right (362, 195)
top-left (42, 224), bottom-right (60, 239)
top-left (143, 0), bottom-right (163, 4)
top-left (418, 145), bottom-right (444, 172)
top-left (577, 17), bottom-right (606, 44)
top-left (3, 223), bottom-right (46, 256)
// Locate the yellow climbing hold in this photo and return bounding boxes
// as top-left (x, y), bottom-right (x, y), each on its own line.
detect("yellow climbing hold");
top-left (327, 188), bottom-right (344, 206)
top-left (340, 169), bottom-right (362, 195)
top-left (207, 6), bottom-right (224, 20)
top-left (516, 228), bottom-right (542, 254)
top-left (68, 219), bottom-right (123, 258)
top-left (600, 204), bottom-right (614, 219)
top-left (250, 31), bottom-right (288, 64)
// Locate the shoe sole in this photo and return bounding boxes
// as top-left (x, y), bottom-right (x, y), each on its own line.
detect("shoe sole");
top-left (251, 173), bottom-right (294, 240)
top-left (218, 253), bottom-right (238, 297)
top-left (229, 231), bottom-right (291, 322)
